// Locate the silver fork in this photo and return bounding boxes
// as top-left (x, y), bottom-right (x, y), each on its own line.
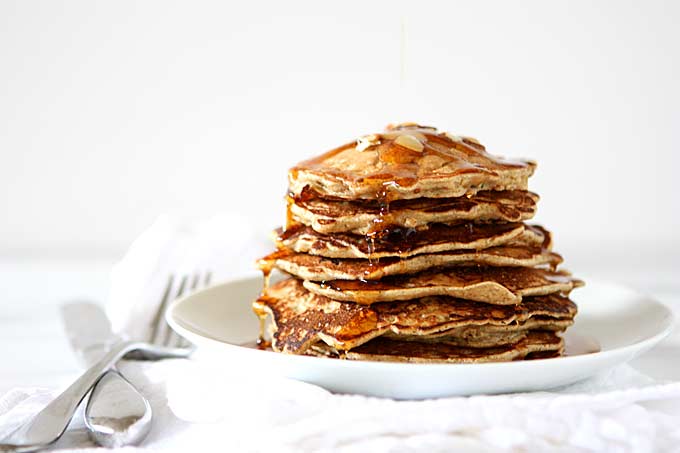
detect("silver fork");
top-left (85, 272), bottom-right (211, 447)
top-left (0, 272), bottom-right (211, 453)
top-left (150, 273), bottom-right (210, 350)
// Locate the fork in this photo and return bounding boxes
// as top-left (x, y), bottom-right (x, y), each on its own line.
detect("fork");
top-left (150, 273), bottom-right (209, 350)
top-left (85, 272), bottom-right (210, 447)
top-left (0, 272), bottom-right (211, 453)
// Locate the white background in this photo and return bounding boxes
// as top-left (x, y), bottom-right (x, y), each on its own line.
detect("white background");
top-left (1, 0), bottom-right (679, 272)
top-left (1, 6), bottom-right (680, 444)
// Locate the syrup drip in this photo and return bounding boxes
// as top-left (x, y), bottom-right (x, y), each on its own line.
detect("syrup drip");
top-left (364, 183), bottom-right (399, 266)
top-left (251, 301), bottom-right (267, 348)
top-left (258, 258), bottom-right (273, 289)
top-left (284, 195), bottom-right (296, 231)
top-left (366, 235), bottom-right (377, 267)
top-left (260, 266), bottom-right (272, 289)
top-left (256, 337), bottom-right (271, 350)
top-left (252, 298), bottom-right (275, 350)
top-left (257, 249), bottom-right (295, 289)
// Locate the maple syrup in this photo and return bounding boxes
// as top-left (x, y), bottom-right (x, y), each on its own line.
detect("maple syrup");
top-left (251, 299), bottom-right (273, 350)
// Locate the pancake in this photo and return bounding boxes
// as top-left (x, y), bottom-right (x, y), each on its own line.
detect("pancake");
top-left (254, 122), bottom-right (583, 364)
top-left (303, 267), bottom-right (583, 305)
top-left (389, 317), bottom-right (573, 347)
top-left (254, 278), bottom-right (577, 354)
top-left (276, 223), bottom-right (549, 259)
top-left (307, 330), bottom-right (563, 363)
top-left (258, 244), bottom-right (563, 281)
top-left (290, 189), bottom-right (539, 235)
top-left (289, 123), bottom-right (536, 200)
top-left (392, 329), bottom-right (528, 348)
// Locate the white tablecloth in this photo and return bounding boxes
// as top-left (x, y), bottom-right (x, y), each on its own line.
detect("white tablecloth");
top-left (1, 216), bottom-right (679, 452)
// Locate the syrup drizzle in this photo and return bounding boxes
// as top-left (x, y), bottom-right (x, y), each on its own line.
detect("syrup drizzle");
top-left (251, 299), bottom-right (273, 350)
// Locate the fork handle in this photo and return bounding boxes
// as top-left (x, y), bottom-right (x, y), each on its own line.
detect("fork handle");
top-left (5, 341), bottom-right (185, 448)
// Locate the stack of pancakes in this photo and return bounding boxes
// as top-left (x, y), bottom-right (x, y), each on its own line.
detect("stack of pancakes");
top-left (254, 123), bottom-right (582, 363)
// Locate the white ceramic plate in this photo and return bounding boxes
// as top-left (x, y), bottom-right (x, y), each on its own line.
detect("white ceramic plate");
top-left (166, 275), bottom-right (674, 399)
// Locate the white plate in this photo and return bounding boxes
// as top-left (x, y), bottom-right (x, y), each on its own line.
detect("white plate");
top-left (166, 275), bottom-right (674, 399)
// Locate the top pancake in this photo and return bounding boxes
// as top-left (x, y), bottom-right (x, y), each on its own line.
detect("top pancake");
top-left (288, 123), bottom-right (536, 200)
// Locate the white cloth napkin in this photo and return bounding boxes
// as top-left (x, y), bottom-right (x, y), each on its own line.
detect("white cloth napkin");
top-left (2, 215), bottom-right (680, 452)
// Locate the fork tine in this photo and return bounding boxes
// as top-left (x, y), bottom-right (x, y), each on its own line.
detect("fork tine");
top-left (150, 275), bottom-right (174, 344)
top-left (175, 275), bottom-right (189, 299)
top-left (166, 273), bottom-right (196, 348)
top-left (191, 273), bottom-right (200, 291)
top-left (148, 271), bottom-right (212, 350)
top-left (167, 271), bottom-right (210, 349)
top-left (162, 275), bottom-right (188, 347)
top-left (177, 273), bottom-right (203, 347)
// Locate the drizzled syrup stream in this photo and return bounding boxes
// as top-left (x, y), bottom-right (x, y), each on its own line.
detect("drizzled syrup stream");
top-left (365, 184), bottom-right (396, 270)
top-left (255, 249), bottom-right (277, 349)
top-left (251, 301), bottom-right (272, 350)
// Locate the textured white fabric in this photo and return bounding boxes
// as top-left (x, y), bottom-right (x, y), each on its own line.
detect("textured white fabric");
top-left (3, 361), bottom-right (680, 452)
top-left (2, 216), bottom-right (679, 452)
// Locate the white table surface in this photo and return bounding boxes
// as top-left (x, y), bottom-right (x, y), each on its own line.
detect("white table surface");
top-left (1, 257), bottom-right (679, 395)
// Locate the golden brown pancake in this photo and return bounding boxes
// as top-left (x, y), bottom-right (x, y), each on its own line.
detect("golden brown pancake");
top-left (254, 278), bottom-right (577, 354)
top-left (288, 123), bottom-right (536, 200)
top-left (276, 223), bottom-right (550, 259)
top-left (254, 122), bottom-right (583, 364)
top-left (307, 330), bottom-right (563, 363)
top-left (303, 267), bottom-right (583, 305)
top-left (388, 317), bottom-right (573, 347)
top-left (258, 244), bottom-right (563, 281)
top-left (290, 189), bottom-right (539, 234)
